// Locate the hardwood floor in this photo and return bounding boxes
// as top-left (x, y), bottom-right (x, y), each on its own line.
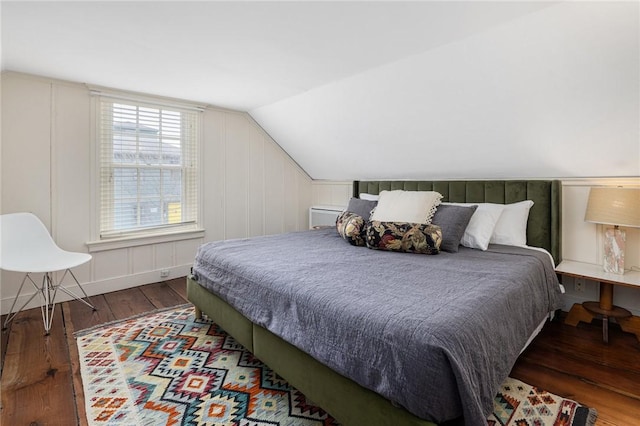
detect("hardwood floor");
top-left (511, 312), bottom-right (640, 426)
top-left (1, 278), bottom-right (639, 425)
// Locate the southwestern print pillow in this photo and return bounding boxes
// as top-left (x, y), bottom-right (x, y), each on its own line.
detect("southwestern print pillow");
top-left (336, 211), bottom-right (366, 246)
top-left (365, 221), bottom-right (442, 254)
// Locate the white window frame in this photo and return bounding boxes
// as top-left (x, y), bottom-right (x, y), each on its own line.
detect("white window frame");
top-left (87, 91), bottom-right (204, 252)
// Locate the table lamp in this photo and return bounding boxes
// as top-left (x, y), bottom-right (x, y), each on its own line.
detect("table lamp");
top-left (584, 187), bottom-right (640, 274)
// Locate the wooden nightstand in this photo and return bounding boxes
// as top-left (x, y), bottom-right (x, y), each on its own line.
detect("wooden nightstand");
top-left (557, 260), bottom-right (640, 343)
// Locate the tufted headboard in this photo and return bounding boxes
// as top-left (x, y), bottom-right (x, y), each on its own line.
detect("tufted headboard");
top-left (354, 180), bottom-right (562, 264)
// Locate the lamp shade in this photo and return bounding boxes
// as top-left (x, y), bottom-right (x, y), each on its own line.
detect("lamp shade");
top-left (584, 187), bottom-right (640, 228)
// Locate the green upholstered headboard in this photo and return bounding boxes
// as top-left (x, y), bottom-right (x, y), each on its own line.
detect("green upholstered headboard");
top-left (354, 180), bottom-right (562, 264)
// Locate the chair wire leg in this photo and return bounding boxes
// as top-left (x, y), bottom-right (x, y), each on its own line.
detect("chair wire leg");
top-left (55, 269), bottom-right (96, 310)
top-left (5, 269), bottom-right (95, 335)
top-left (39, 273), bottom-right (56, 335)
top-left (3, 273), bottom-right (41, 330)
top-left (2, 269), bottom-right (97, 335)
top-left (44, 270), bottom-right (96, 334)
top-left (3, 274), bottom-right (29, 330)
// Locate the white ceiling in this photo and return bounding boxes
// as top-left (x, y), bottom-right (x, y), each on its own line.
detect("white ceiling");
top-left (1, 1), bottom-right (553, 111)
top-left (2, 1), bottom-right (639, 180)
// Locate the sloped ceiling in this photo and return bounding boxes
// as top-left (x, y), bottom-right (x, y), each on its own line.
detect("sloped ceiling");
top-left (2, 1), bottom-right (639, 180)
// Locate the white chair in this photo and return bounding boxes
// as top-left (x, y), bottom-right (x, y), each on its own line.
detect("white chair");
top-left (1, 212), bottom-right (95, 335)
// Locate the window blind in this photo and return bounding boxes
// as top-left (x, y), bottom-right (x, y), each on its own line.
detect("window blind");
top-left (97, 97), bottom-right (200, 238)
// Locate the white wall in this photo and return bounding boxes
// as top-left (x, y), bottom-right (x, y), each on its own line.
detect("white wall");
top-left (2, 71), bottom-right (638, 318)
top-left (311, 178), bottom-right (640, 316)
top-left (0, 72), bottom-right (312, 315)
top-left (252, 1), bottom-right (639, 181)
top-left (311, 180), bottom-right (352, 208)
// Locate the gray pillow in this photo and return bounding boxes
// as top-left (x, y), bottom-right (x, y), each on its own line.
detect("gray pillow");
top-left (431, 204), bottom-right (478, 253)
top-left (346, 197), bottom-right (378, 221)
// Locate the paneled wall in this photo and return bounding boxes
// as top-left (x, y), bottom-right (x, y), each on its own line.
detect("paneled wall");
top-left (0, 72), bottom-right (312, 314)
top-left (312, 178), bottom-right (640, 315)
top-left (311, 180), bottom-right (352, 208)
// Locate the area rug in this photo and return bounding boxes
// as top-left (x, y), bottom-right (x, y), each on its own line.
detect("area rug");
top-left (76, 306), bottom-right (597, 426)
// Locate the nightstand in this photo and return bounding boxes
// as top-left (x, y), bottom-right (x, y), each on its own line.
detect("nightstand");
top-left (557, 260), bottom-right (640, 343)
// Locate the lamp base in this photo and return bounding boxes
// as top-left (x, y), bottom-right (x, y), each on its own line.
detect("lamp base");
top-left (603, 227), bottom-right (625, 274)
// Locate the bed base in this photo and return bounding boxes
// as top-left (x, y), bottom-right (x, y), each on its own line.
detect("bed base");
top-left (187, 276), bottom-right (437, 426)
top-left (187, 179), bottom-right (561, 425)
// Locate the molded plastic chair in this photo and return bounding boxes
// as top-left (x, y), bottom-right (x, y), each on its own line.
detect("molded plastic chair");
top-left (1, 212), bottom-right (95, 335)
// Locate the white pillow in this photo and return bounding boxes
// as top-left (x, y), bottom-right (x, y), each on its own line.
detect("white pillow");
top-left (490, 200), bottom-right (534, 246)
top-left (370, 190), bottom-right (442, 224)
top-left (359, 193), bottom-right (379, 201)
top-left (445, 202), bottom-right (505, 250)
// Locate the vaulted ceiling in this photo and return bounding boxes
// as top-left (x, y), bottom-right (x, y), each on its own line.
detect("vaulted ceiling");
top-left (2, 1), bottom-right (638, 180)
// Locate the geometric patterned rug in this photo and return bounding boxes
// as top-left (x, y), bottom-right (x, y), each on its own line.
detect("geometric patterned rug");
top-left (76, 306), bottom-right (597, 426)
top-left (488, 378), bottom-right (597, 426)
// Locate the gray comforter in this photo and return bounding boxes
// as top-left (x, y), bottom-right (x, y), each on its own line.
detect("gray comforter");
top-left (192, 228), bottom-right (561, 425)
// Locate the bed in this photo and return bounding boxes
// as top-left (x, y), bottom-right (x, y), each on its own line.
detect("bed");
top-left (187, 180), bottom-right (562, 426)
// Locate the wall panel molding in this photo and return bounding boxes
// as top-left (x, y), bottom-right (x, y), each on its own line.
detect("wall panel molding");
top-left (0, 72), bottom-right (313, 315)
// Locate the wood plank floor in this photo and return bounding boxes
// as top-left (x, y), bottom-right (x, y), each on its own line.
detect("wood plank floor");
top-left (1, 277), bottom-right (639, 425)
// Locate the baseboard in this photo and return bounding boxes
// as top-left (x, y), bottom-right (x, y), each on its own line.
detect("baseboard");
top-left (0, 264), bottom-right (191, 316)
top-left (4, 272), bottom-right (638, 318)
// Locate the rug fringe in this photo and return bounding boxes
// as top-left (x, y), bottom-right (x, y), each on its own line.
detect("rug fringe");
top-left (585, 408), bottom-right (598, 426)
top-left (73, 303), bottom-right (194, 338)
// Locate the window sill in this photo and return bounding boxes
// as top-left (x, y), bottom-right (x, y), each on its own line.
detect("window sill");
top-left (86, 228), bottom-right (205, 253)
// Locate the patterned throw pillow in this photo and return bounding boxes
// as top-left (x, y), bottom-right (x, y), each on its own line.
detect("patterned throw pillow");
top-left (336, 211), bottom-right (366, 246)
top-left (366, 221), bottom-right (442, 254)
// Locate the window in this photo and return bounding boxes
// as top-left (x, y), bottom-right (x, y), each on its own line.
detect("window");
top-left (97, 96), bottom-right (200, 238)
